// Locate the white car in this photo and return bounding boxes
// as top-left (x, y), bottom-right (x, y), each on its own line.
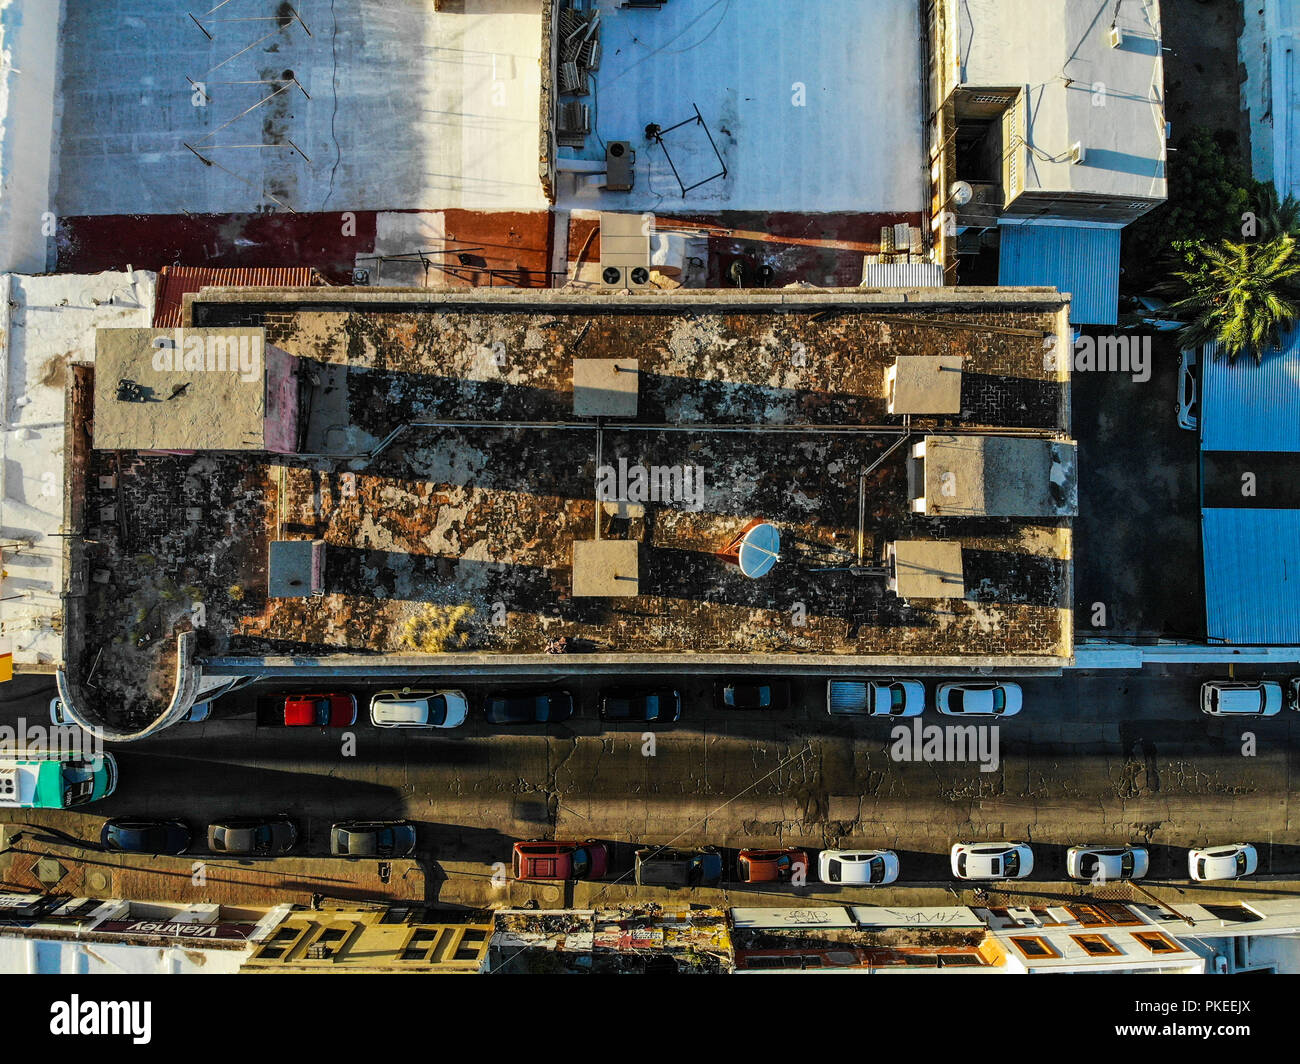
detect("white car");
top-left (1177, 348), bottom-right (1198, 431)
top-left (817, 848), bottom-right (900, 885)
top-left (936, 682), bottom-right (1022, 717)
top-left (1188, 843), bottom-right (1258, 882)
top-left (826, 679), bottom-right (924, 717)
top-left (51, 698), bottom-right (210, 726)
top-left (369, 689), bottom-right (468, 729)
top-left (1201, 681), bottom-right (1282, 717)
top-left (1066, 845), bottom-right (1149, 882)
top-left (951, 842), bottom-right (1033, 880)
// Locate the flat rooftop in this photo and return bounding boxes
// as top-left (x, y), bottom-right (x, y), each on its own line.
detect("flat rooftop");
top-left (554, 0), bottom-right (926, 213)
top-left (55, 0), bottom-right (546, 215)
top-left (64, 287), bottom-right (1074, 717)
top-left (951, 0), bottom-right (1167, 203)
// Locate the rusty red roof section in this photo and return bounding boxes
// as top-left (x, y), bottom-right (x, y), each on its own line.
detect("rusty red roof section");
top-left (153, 266), bottom-right (315, 327)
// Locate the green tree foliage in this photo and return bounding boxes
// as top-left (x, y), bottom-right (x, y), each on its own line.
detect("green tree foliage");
top-left (1170, 236), bottom-right (1300, 363)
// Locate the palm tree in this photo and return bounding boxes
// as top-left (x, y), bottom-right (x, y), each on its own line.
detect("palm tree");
top-left (1171, 235), bottom-right (1300, 364)
top-left (1254, 183), bottom-right (1300, 239)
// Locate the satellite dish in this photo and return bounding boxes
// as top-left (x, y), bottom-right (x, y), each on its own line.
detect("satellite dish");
top-left (950, 180), bottom-right (974, 207)
top-left (737, 523), bottom-right (781, 579)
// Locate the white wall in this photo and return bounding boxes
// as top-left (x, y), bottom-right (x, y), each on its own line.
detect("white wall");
top-left (0, 0), bottom-right (62, 273)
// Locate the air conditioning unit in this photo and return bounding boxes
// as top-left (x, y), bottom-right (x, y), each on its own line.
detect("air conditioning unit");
top-left (1070, 141), bottom-right (1086, 164)
top-left (0, 769), bottom-right (17, 802)
top-left (1108, 23), bottom-right (1123, 48)
top-left (352, 268), bottom-right (371, 285)
top-left (599, 212), bottom-right (652, 290)
top-left (605, 140), bottom-right (635, 191)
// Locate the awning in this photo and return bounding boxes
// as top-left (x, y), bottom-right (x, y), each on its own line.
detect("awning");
top-left (998, 223), bottom-right (1121, 325)
top-left (1200, 331), bottom-right (1300, 453)
top-left (1202, 508), bottom-right (1300, 644)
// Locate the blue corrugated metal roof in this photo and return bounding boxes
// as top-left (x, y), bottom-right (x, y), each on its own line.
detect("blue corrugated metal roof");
top-left (997, 224), bottom-right (1121, 325)
top-left (1200, 329), bottom-right (1300, 452)
top-left (1202, 508), bottom-right (1300, 644)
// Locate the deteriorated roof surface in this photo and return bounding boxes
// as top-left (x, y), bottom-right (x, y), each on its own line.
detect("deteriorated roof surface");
top-left (70, 289), bottom-right (1074, 716)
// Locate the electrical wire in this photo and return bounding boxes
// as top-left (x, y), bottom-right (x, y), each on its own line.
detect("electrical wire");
top-left (322, 0), bottom-right (342, 210)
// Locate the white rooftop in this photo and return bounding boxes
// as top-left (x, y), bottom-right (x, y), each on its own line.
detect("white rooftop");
top-left (955, 0), bottom-right (1167, 203)
top-left (0, 270), bottom-right (156, 670)
top-left (53, 1), bottom-right (546, 215)
top-left (555, 0), bottom-right (926, 213)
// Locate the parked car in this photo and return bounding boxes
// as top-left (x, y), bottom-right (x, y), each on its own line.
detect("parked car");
top-left (283, 692), bottom-right (357, 727)
top-left (512, 840), bottom-right (608, 881)
top-left (1200, 680), bottom-right (1282, 717)
top-left (817, 848), bottom-right (900, 885)
top-left (330, 820), bottom-right (417, 858)
top-left (1066, 845), bottom-right (1149, 882)
top-left (1291, 677), bottom-right (1300, 711)
top-left (483, 688), bottom-right (574, 725)
top-left (634, 846), bottom-right (722, 887)
top-left (599, 686), bottom-right (682, 723)
top-left (1177, 348), bottom-right (1199, 431)
top-left (207, 816), bottom-right (298, 856)
top-left (936, 681), bottom-right (1022, 717)
top-left (100, 818), bottom-right (192, 855)
top-left (827, 679), bottom-right (924, 717)
top-left (1188, 843), bottom-right (1258, 882)
top-left (369, 689), bottom-right (468, 729)
top-left (950, 842), bottom-right (1033, 880)
top-left (52, 698), bottom-right (210, 726)
top-left (736, 847), bottom-right (809, 883)
top-left (715, 679), bottom-right (791, 711)
top-left (1121, 294), bottom-right (1183, 333)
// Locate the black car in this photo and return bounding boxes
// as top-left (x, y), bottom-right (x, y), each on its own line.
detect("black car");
top-left (599, 686), bottom-right (682, 723)
top-left (330, 820), bottom-right (417, 858)
top-left (715, 678), bottom-right (791, 710)
top-left (483, 688), bottom-right (574, 725)
top-left (634, 846), bottom-right (723, 887)
top-left (207, 816), bottom-right (298, 856)
top-left (100, 818), bottom-right (192, 855)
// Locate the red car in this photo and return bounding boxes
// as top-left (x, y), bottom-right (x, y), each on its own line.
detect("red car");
top-left (512, 840), bottom-right (609, 881)
top-left (737, 847), bottom-right (809, 883)
top-left (283, 693), bottom-right (358, 727)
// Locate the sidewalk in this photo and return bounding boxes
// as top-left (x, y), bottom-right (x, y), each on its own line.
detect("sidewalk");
top-left (0, 830), bottom-right (424, 907)
top-left (429, 859), bottom-right (1300, 913)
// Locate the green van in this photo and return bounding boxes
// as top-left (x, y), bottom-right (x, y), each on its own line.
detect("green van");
top-left (0, 754), bottom-right (118, 809)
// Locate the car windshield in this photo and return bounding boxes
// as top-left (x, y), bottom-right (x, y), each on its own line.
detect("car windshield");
top-left (869, 857), bottom-right (885, 883)
top-left (572, 848), bottom-right (590, 875)
top-left (314, 699), bottom-right (331, 725)
top-left (949, 691), bottom-right (965, 712)
top-left (644, 695), bottom-right (659, 717)
top-left (1002, 851), bottom-right (1019, 876)
top-left (427, 696), bottom-right (447, 725)
top-left (1079, 854), bottom-right (1098, 877)
top-left (1121, 851), bottom-right (1134, 874)
top-left (254, 826), bottom-right (272, 847)
top-left (534, 696), bottom-right (550, 721)
top-left (991, 689), bottom-right (1006, 711)
top-left (890, 686), bottom-right (905, 711)
top-left (1236, 852), bottom-right (1247, 874)
top-left (826, 859), bottom-right (841, 883)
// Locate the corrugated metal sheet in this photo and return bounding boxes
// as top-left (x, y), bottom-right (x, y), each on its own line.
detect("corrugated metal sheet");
top-left (997, 223), bottom-right (1121, 325)
top-left (1202, 508), bottom-right (1300, 644)
top-left (859, 261), bottom-right (944, 288)
top-left (152, 266), bottom-right (314, 327)
top-left (1200, 330), bottom-right (1300, 453)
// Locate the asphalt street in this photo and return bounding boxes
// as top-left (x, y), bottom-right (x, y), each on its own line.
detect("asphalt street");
top-left (3, 664), bottom-right (1299, 899)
